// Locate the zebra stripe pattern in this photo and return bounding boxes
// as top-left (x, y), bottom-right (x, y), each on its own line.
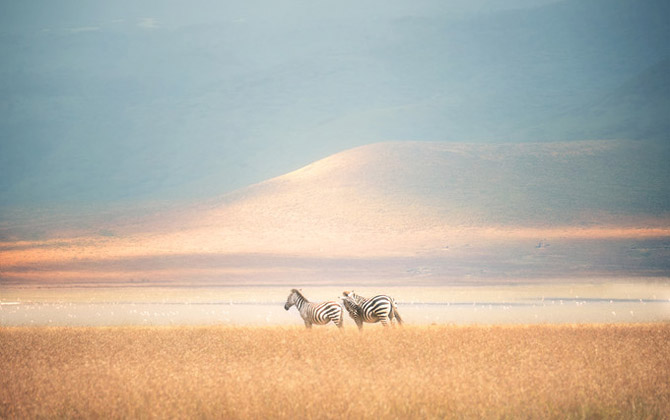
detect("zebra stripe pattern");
top-left (284, 289), bottom-right (344, 329)
top-left (341, 291), bottom-right (403, 330)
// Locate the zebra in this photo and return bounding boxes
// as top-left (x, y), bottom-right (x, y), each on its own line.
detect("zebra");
top-left (341, 290), bottom-right (403, 330)
top-left (284, 289), bottom-right (344, 329)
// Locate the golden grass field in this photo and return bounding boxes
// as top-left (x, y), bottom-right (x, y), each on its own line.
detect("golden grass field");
top-left (1, 324), bottom-right (669, 419)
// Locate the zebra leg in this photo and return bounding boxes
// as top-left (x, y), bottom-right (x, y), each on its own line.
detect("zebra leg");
top-left (380, 316), bottom-right (390, 327)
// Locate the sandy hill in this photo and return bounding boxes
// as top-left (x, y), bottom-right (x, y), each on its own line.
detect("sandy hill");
top-left (2, 140), bottom-right (669, 285)
top-left (208, 139), bottom-right (669, 228)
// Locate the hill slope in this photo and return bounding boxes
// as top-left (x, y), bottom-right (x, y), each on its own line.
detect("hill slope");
top-left (196, 139), bottom-right (670, 230)
top-left (1, 140), bottom-right (669, 285)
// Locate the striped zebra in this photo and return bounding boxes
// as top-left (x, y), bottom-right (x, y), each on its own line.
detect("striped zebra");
top-left (284, 289), bottom-right (344, 329)
top-left (341, 291), bottom-right (403, 330)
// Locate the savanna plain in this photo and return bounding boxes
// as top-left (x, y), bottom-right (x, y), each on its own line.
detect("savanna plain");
top-left (2, 324), bottom-right (669, 419)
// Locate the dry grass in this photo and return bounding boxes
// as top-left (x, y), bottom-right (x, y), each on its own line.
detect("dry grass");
top-left (1, 324), bottom-right (669, 419)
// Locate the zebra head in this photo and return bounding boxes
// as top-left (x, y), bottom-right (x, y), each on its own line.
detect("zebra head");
top-left (340, 294), bottom-right (363, 326)
top-left (343, 290), bottom-right (366, 305)
top-left (341, 295), bottom-right (357, 312)
top-left (284, 288), bottom-right (302, 310)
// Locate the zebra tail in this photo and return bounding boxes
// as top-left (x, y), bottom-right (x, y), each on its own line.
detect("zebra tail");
top-left (392, 300), bottom-right (404, 325)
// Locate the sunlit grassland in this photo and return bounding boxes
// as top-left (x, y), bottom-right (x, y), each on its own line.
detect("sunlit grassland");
top-left (1, 324), bottom-right (668, 419)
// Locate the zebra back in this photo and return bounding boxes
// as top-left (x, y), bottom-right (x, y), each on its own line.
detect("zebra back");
top-left (285, 289), bottom-right (343, 328)
top-left (342, 291), bottom-right (403, 326)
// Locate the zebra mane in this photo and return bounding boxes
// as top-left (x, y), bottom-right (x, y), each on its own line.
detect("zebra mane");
top-left (291, 288), bottom-right (309, 303)
top-left (343, 290), bottom-right (367, 305)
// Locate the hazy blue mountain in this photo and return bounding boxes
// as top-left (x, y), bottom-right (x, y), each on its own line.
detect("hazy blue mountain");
top-left (1, 0), bottom-right (668, 211)
top-left (522, 58), bottom-right (670, 141)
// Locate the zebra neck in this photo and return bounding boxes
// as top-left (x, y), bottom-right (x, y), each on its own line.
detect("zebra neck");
top-left (295, 294), bottom-right (309, 311)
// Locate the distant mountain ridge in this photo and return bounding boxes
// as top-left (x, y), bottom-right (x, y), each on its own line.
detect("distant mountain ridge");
top-left (522, 58), bottom-right (670, 141)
